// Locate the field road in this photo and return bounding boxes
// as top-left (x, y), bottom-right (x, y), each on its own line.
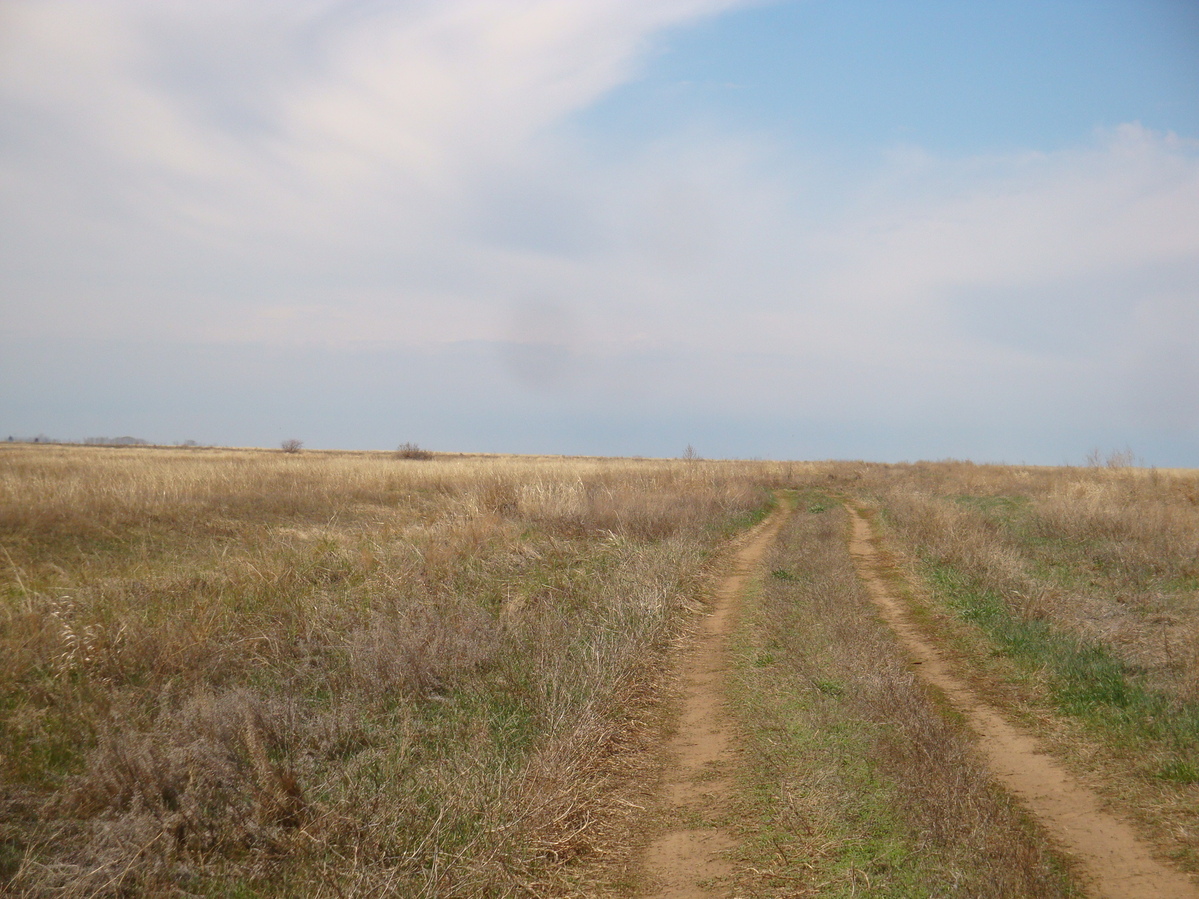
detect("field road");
top-left (848, 505), bottom-right (1199, 899)
top-left (641, 497), bottom-right (793, 897)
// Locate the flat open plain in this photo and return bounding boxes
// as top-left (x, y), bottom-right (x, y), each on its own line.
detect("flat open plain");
top-left (1, 446), bottom-right (1195, 897)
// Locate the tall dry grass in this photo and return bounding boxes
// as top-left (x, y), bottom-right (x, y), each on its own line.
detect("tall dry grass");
top-left (0, 445), bottom-right (783, 897)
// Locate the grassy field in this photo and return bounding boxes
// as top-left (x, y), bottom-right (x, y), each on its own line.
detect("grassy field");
top-left (1, 446), bottom-right (1196, 897)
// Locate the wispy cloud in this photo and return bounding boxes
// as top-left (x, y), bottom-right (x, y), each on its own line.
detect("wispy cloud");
top-left (0, 0), bottom-right (747, 342)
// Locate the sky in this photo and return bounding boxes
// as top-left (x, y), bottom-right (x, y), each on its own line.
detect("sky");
top-left (1, 0), bottom-right (1197, 465)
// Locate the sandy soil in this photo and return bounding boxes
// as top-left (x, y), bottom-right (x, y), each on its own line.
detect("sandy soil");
top-left (847, 505), bottom-right (1199, 899)
top-left (640, 502), bottom-right (791, 898)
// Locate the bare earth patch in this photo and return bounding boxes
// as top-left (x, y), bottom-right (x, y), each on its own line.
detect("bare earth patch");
top-left (848, 504), bottom-right (1199, 899)
top-left (641, 501), bottom-right (791, 898)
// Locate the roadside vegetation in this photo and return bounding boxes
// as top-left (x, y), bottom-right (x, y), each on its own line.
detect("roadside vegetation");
top-left (727, 493), bottom-right (1078, 897)
top-left (0, 445), bottom-right (779, 897)
top-left (859, 461), bottom-right (1199, 876)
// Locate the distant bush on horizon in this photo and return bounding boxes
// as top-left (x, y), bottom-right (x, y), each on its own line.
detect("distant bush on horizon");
top-left (395, 441), bottom-right (434, 459)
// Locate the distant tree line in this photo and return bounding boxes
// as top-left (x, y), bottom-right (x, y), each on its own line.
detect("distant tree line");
top-left (83, 436), bottom-right (150, 446)
top-left (3, 435), bottom-right (154, 446)
top-left (6, 434), bottom-right (56, 444)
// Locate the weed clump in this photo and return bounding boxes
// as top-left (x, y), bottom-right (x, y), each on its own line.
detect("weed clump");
top-left (395, 441), bottom-right (433, 460)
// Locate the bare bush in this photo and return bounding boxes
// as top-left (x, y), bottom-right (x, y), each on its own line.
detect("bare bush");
top-left (1086, 446), bottom-right (1138, 469)
top-left (395, 441), bottom-right (433, 460)
top-left (280, 438), bottom-right (303, 454)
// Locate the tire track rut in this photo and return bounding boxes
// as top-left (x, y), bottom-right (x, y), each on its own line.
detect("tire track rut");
top-left (641, 499), bottom-right (791, 898)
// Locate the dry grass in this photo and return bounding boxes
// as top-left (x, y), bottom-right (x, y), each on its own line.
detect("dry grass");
top-left (0, 444), bottom-right (785, 897)
top-left (727, 495), bottom-right (1077, 897)
top-left (857, 460), bottom-right (1199, 874)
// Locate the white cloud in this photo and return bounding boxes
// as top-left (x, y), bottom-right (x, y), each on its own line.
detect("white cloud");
top-left (0, 0), bottom-right (748, 340)
top-left (726, 125), bottom-right (1199, 365)
top-left (827, 124), bottom-right (1199, 304)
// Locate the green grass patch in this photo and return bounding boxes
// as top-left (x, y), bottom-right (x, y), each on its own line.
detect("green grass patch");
top-left (0, 696), bottom-right (90, 787)
top-left (728, 656), bottom-right (936, 898)
top-left (925, 562), bottom-right (1199, 758)
top-left (813, 678), bottom-right (844, 697)
top-left (1158, 759), bottom-right (1199, 785)
top-left (721, 495), bottom-right (775, 534)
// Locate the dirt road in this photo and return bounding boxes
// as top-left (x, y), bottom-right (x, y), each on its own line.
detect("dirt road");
top-left (847, 505), bottom-right (1199, 899)
top-left (641, 500), bottom-right (791, 898)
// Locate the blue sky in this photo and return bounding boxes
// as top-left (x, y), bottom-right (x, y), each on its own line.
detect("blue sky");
top-left (1, 0), bottom-right (1197, 464)
top-left (620, 1), bottom-right (1199, 148)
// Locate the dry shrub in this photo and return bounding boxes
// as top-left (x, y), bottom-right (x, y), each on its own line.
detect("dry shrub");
top-left (349, 596), bottom-right (499, 698)
top-left (395, 442), bottom-right (433, 460)
top-left (509, 470), bottom-right (763, 540)
top-left (1031, 473), bottom-right (1199, 580)
top-left (862, 665), bottom-right (1056, 887)
top-left (880, 487), bottom-right (1031, 593)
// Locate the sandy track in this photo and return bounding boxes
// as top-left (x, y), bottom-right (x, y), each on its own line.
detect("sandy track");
top-left (847, 505), bottom-right (1199, 899)
top-left (641, 501), bottom-right (791, 898)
